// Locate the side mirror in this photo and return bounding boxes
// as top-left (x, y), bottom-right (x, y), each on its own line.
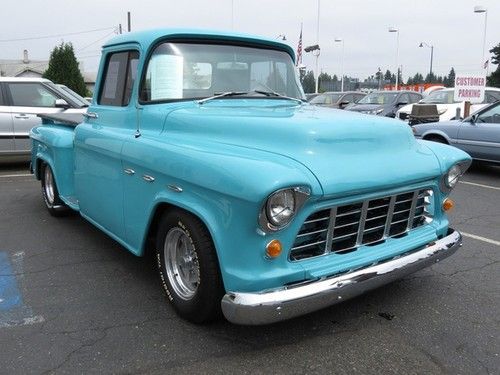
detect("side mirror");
top-left (55, 98), bottom-right (70, 109)
top-left (396, 101), bottom-right (408, 107)
top-left (469, 114), bottom-right (478, 124)
top-left (339, 100), bottom-right (350, 108)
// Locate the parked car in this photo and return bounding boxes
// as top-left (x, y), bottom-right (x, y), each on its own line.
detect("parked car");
top-left (0, 77), bottom-right (88, 162)
top-left (305, 93), bottom-right (319, 101)
top-left (397, 87), bottom-right (500, 122)
top-left (56, 84), bottom-right (91, 106)
top-left (309, 91), bottom-right (365, 109)
top-left (413, 100), bottom-right (500, 163)
top-left (31, 28), bottom-right (470, 325)
top-left (346, 90), bottom-right (423, 117)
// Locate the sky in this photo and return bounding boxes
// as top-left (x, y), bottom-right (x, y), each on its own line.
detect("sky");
top-left (0, 0), bottom-right (499, 81)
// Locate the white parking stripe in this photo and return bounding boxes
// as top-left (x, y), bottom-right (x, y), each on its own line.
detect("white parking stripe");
top-left (459, 181), bottom-right (500, 191)
top-left (0, 174), bottom-right (32, 178)
top-left (462, 232), bottom-right (500, 246)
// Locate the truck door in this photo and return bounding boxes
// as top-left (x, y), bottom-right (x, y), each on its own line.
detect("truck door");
top-left (74, 49), bottom-right (139, 239)
top-left (0, 85), bottom-right (14, 154)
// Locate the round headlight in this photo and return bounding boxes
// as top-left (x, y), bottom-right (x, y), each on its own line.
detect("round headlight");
top-left (266, 189), bottom-right (296, 227)
top-left (445, 164), bottom-right (461, 188)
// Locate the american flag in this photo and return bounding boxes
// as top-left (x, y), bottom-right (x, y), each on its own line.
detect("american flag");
top-left (296, 25), bottom-right (303, 66)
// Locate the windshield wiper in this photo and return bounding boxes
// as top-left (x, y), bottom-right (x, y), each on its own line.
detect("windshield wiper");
top-left (198, 90), bottom-right (305, 105)
top-left (198, 91), bottom-right (248, 104)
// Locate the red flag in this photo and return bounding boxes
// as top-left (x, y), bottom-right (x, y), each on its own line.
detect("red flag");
top-left (296, 25), bottom-right (303, 66)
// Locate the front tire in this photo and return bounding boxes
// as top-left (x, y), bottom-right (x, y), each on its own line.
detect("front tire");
top-left (41, 162), bottom-right (68, 217)
top-left (156, 210), bottom-right (224, 323)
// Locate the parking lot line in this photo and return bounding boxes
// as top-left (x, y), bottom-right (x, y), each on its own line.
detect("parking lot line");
top-left (0, 173), bottom-right (32, 178)
top-left (459, 180), bottom-right (500, 191)
top-left (461, 232), bottom-right (500, 246)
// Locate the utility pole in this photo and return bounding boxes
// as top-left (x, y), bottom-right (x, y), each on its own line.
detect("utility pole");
top-left (119, 24), bottom-right (122, 34)
top-left (127, 11), bottom-right (131, 32)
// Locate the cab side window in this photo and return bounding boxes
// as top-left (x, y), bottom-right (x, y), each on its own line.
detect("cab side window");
top-left (99, 50), bottom-right (139, 106)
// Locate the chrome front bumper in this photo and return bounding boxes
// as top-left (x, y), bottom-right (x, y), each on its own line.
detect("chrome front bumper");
top-left (221, 229), bottom-right (462, 325)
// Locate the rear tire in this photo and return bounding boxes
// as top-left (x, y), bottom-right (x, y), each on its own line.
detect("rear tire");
top-left (41, 162), bottom-right (68, 216)
top-left (155, 209), bottom-right (224, 324)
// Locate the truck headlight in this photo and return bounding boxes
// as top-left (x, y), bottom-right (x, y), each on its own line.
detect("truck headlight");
top-left (259, 187), bottom-right (310, 232)
top-left (440, 161), bottom-right (471, 192)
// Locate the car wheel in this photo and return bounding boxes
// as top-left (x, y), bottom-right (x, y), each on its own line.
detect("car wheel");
top-left (426, 135), bottom-right (448, 144)
top-left (156, 209), bottom-right (224, 323)
top-left (41, 162), bottom-right (68, 216)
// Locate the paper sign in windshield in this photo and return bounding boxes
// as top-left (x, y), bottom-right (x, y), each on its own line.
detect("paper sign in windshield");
top-left (150, 55), bottom-right (183, 100)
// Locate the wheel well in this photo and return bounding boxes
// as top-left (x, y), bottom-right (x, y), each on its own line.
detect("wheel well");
top-left (35, 158), bottom-right (45, 180)
top-left (423, 134), bottom-right (448, 144)
top-left (144, 203), bottom-right (214, 257)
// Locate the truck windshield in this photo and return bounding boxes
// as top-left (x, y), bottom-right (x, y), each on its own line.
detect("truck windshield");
top-left (140, 42), bottom-right (305, 102)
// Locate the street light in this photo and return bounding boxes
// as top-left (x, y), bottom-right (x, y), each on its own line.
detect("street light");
top-left (276, 34), bottom-right (286, 41)
top-left (474, 5), bottom-right (488, 69)
top-left (419, 42), bottom-right (434, 78)
top-left (334, 38), bottom-right (345, 92)
top-left (388, 27), bottom-right (399, 90)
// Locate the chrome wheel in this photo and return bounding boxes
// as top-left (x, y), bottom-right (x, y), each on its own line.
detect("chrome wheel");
top-left (44, 166), bottom-right (55, 205)
top-left (163, 227), bottom-right (200, 300)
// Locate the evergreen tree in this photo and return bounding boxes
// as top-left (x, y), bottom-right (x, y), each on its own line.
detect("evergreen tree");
top-left (43, 42), bottom-right (88, 96)
top-left (487, 44), bottom-right (500, 87)
top-left (446, 67), bottom-right (456, 87)
top-left (384, 69), bottom-right (392, 81)
top-left (301, 70), bottom-right (316, 93)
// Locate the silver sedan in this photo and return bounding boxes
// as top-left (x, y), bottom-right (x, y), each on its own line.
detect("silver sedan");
top-left (413, 101), bottom-right (500, 164)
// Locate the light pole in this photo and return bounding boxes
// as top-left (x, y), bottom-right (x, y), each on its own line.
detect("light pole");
top-left (276, 34), bottom-right (286, 41)
top-left (314, 0), bottom-right (321, 93)
top-left (419, 42), bottom-right (434, 78)
top-left (388, 27), bottom-right (399, 90)
top-left (334, 38), bottom-right (345, 92)
top-left (231, 0), bottom-right (234, 30)
top-left (474, 5), bottom-right (488, 69)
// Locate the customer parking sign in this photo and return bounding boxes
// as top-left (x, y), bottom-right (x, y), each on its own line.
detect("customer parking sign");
top-left (454, 74), bottom-right (486, 103)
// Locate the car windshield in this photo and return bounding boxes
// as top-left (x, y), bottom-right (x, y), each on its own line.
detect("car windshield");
top-left (58, 85), bottom-right (90, 107)
top-left (310, 93), bottom-right (342, 104)
top-left (358, 92), bottom-right (397, 105)
top-left (421, 90), bottom-right (457, 104)
top-left (140, 42), bottom-right (305, 102)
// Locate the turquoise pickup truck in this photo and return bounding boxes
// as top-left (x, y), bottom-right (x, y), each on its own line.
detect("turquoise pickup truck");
top-left (30, 29), bottom-right (471, 325)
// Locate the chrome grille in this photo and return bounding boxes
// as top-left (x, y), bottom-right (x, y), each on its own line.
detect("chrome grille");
top-left (290, 189), bottom-right (432, 261)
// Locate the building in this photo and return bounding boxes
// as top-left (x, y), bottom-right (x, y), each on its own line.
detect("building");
top-left (0, 49), bottom-right (96, 93)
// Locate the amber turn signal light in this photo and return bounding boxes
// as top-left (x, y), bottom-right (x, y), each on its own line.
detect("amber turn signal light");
top-left (266, 239), bottom-right (282, 258)
top-left (442, 198), bottom-right (454, 211)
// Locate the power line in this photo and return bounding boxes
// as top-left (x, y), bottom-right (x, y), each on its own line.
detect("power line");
top-left (0, 27), bottom-right (116, 43)
top-left (77, 29), bottom-right (118, 52)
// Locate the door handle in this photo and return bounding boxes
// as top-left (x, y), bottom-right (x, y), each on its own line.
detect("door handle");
top-left (14, 114), bottom-right (30, 119)
top-left (83, 112), bottom-right (98, 119)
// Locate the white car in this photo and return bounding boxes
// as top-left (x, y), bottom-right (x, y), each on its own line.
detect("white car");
top-left (0, 77), bottom-right (88, 162)
top-left (396, 87), bottom-right (500, 122)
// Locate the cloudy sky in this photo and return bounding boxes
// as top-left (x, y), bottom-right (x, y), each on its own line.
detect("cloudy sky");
top-left (1, 0), bottom-right (498, 80)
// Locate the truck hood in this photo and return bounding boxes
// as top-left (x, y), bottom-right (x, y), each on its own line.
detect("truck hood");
top-left (163, 100), bottom-right (441, 196)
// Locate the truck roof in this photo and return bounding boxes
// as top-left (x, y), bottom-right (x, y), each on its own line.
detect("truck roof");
top-left (0, 77), bottom-right (52, 83)
top-left (103, 28), bottom-right (296, 62)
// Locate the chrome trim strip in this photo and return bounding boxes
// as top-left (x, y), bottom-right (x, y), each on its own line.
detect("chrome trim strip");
top-left (222, 229), bottom-right (462, 325)
top-left (383, 195), bottom-right (397, 238)
top-left (355, 201), bottom-right (369, 246)
top-left (406, 191), bottom-right (419, 231)
top-left (325, 207), bottom-right (337, 253)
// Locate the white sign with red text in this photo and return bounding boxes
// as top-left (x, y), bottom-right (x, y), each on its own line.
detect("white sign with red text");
top-left (454, 74), bottom-right (486, 103)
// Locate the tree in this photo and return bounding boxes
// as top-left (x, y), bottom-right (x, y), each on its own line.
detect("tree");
top-left (384, 69), bottom-right (392, 82)
top-left (43, 42), bottom-right (88, 96)
top-left (487, 43), bottom-right (500, 87)
top-left (301, 70), bottom-right (316, 93)
top-left (443, 67), bottom-right (456, 87)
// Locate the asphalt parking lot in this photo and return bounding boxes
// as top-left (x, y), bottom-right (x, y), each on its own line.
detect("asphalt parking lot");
top-left (0, 162), bottom-right (499, 374)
